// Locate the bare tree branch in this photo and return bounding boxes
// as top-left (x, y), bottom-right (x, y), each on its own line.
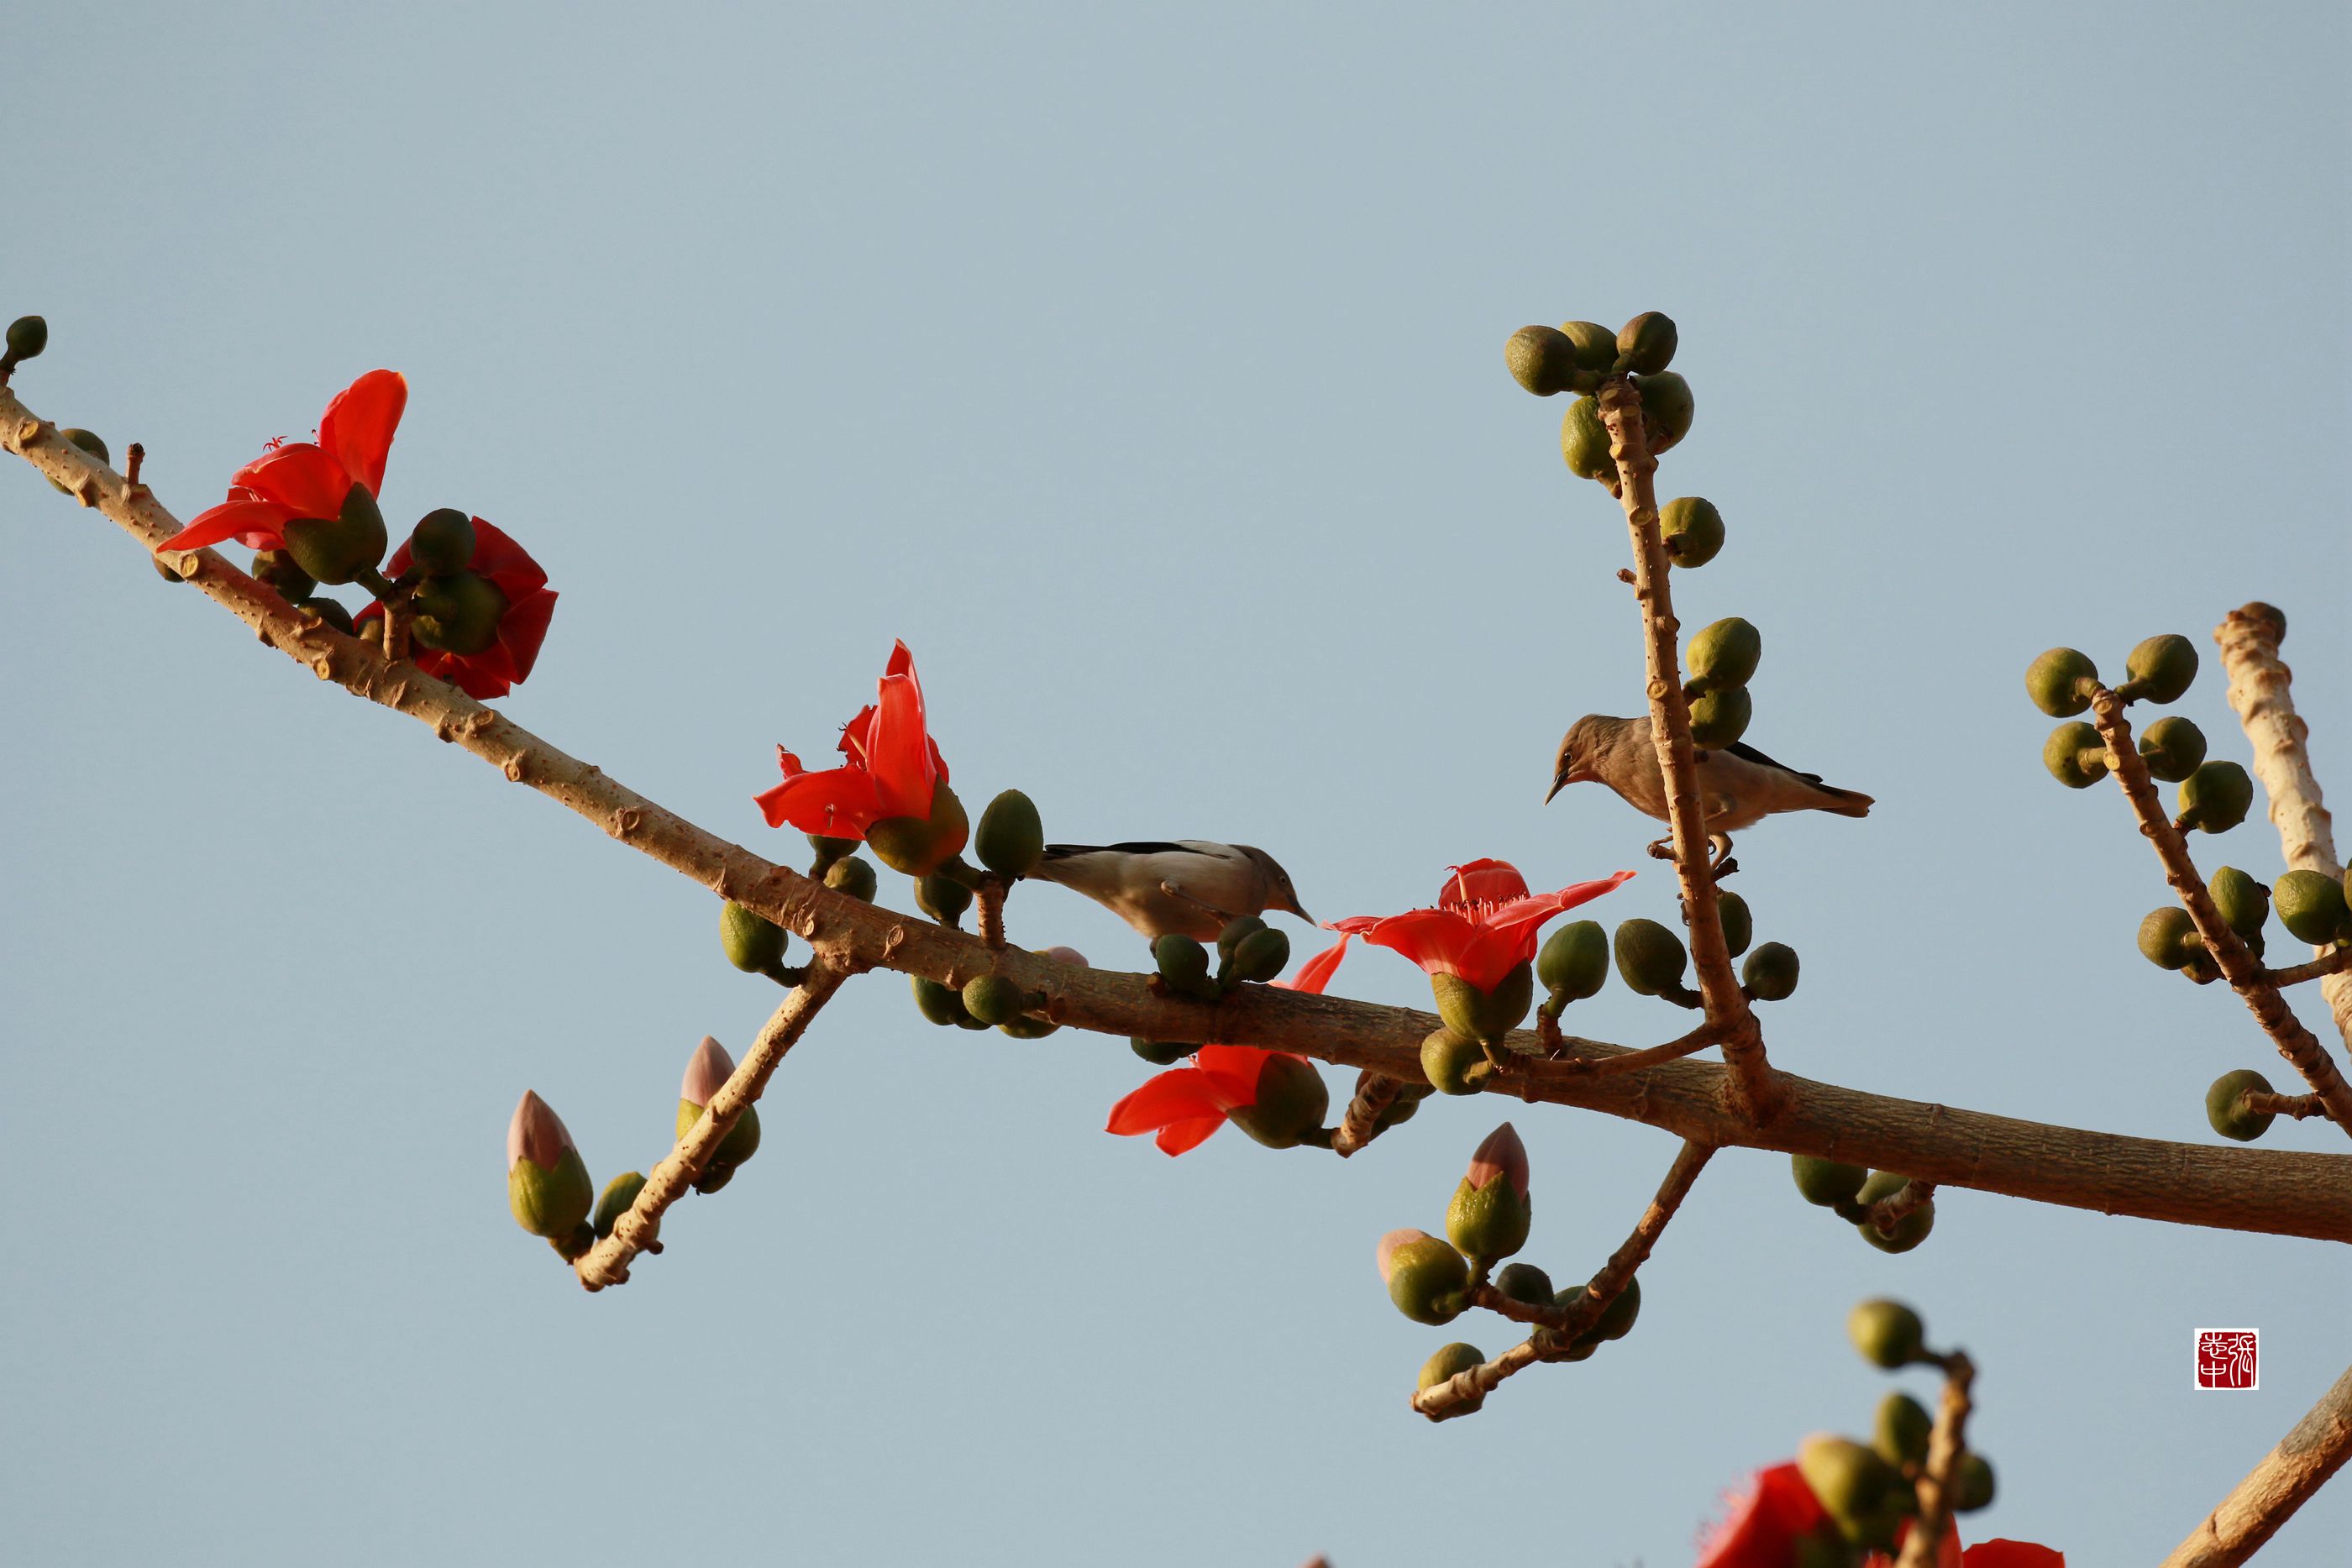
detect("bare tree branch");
top-left (12, 390), bottom-right (2352, 1242)
top-left (2161, 1361), bottom-right (2352, 1566)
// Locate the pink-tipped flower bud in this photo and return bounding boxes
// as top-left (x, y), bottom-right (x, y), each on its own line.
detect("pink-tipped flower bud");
top-left (676, 1036), bottom-right (762, 1179)
top-left (507, 1090), bottom-right (594, 1252)
top-left (1376, 1228), bottom-right (1471, 1324)
top-left (1447, 1121), bottom-right (1532, 1262)
top-left (1043, 946), bottom-right (1089, 968)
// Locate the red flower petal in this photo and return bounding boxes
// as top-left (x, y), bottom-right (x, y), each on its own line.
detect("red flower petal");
top-left (1192, 1045), bottom-right (1275, 1105)
top-left (1154, 1116), bottom-right (1226, 1156)
top-left (864, 642), bottom-right (937, 819)
top-left (1107, 1066), bottom-right (1235, 1135)
top-left (1278, 933), bottom-right (1353, 995)
top-left (162, 498), bottom-right (294, 553)
top-left (495, 588), bottom-right (557, 684)
top-left (233, 443), bottom-right (353, 522)
top-left (1441, 858), bottom-right (1530, 910)
top-left (1962, 1544), bottom-right (2062, 1568)
top-left (754, 763), bottom-right (883, 836)
top-left (466, 517), bottom-right (550, 599)
top-left (317, 370), bottom-right (406, 499)
top-left (1695, 1462), bottom-right (1828, 1568)
top-left (1354, 907), bottom-right (1482, 980)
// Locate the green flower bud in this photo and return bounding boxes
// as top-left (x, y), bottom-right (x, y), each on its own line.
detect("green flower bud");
top-left (2276, 868), bottom-right (2352, 944)
top-left (2177, 761), bottom-right (2253, 833)
top-left (1431, 963), bottom-right (1534, 1042)
top-left (1853, 1172), bottom-right (1935, 1253)
top-left (1848, 1298), bottom-right (1927, 1369)
top-left (1950, 1453), bottom-right (1996, 1513)
top-left (1791, 1154), bottom-right (1870, 1207)
top-left (824, 856), bottom-right (879, 901)
top-left (975, 789), bottom-right (1044, 879)
top-left (4, 314), bottom-right (47, 363)
top-left (997, 1015), bottom-right (1061, 1040)
top-left (407, 508), bottom-right (476, 575)
top-left (507, 1090), bottom-right (594, 1241)
top-left (1217, 915), bottom-right (1268, 958)
top-left (1505, 325), bottom-right (1580, 396)
top-left (250, 549), bottom-right (318, 601)
top-left (915, 870), bottom-right (971, 925)
top-left (1798, 1435), bottom-right (1905, 1534)
top-left (2138, 906), bottom-right (2205, 970)
top-left (1131, 1038), bottom-right (1192, 1065)
top-left (1743, 941), bottom-right (1801, 1001)
top-left (1536, 920), bottom-right (1609, 1002)
top-left (1549, 1286), bottom-right (1601, 1361)
top-left (2024, 648), bottom-right (2099, 717)
top-left (1616, 311), bottom-right (1677, 375)
top-left (2122, 633), bottom-right (2198, 704)
top-left (2208, 866), bottom-right (2271, 936)
top-left (1377, 1229), bottom-right (1470, 1324)
top-left (1874, 1392), bottom-right (1933, 1468)
top-left (1227, 1054), bottom-right (1330, 1149)
top-left (1417, 1341), bottom-right (1486, 1405)
top-left (1614, 919), bottom-right (1689, 996)
top-left (1153, 934), bottom-right (1217, 999)
top-left (1373, 1091), bottom-right (1422, 1130)
top-left (960, 974), bottom-right (1037, 1027)
top-left (678, 1036), bottom-right (760, 1172)
top-left (1561, 395), bottom-right (1614, 483)
top-left (1583, 1275), bottom-right (1641, 1345)
top-left (2137, 716), bottom-right (2208, 783)
top-left (864, 779), bottom-right (969, 878)
top-left (297, 596), bottom-right (354, 635)
top-left (592, 1172), bottom-right (648, 1240)
top-left (1635, 371), bottom-right (1695, 452)
top-left (410, 570), bottom-right (507, 655)
top-left (1493, 1261), bottom-right (1554, 1306)
top-left (1446, 1123), bottom-right (1531, 1261)
top-left (1421, 1027), bottom-right (1491, 1096)
top-left (911, 976), bottom-right (970, 1026)
top-left (1557, 320), bottom-right (1620, 391)
top-left (2206, 1067), bottom-right (2277, 1142)
top-left (1660, 496), bottom-right (1725, 567)
top-left (1686, 616), bottom-right (1762, 694)
top-left (721, 901), bottom-right (788, 973)
top-left (807, 834), bottom-right (858, 873)
top-left (1715, 890), bottom-right (1753, 958)
top-left (1688, 686), bottom-right (1752, 749)
top-left (2042, 721), bottom-right (2109, 789)
top-left (281, 481), bottom-right (388, 586)
top-left (1227, 926), bottom-right (1292, 986)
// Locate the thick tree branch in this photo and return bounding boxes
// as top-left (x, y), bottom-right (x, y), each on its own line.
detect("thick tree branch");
top-left (2087, 685), bottom-right (2352, 1137)
top-left (575, 962), bottom-right (851, 1289)
top-left (2215, 603), bottom-right (2352, 1055)
top-left (1895, 1351), bottom-right (1976, 1568)
top-left (2161, 1361), bottom-right (2352, 1567)
top-left (1596, 379), bottom-right (1777, 1124)
top-left (12, 391), bottom-right (2352, 1243)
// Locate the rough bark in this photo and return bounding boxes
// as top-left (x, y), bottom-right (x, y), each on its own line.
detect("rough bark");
top-left (2161, 1362), bottom-right (2352, 1566)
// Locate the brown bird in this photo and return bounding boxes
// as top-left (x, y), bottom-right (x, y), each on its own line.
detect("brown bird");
top-left (1547, 713), bottom-right (1872, 869)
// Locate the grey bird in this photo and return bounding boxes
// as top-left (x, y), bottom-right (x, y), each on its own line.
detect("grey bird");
top-left (1026, 841), bottom-right (1315, 943)
top-left (1546, 713), bottom-right (1872, 869)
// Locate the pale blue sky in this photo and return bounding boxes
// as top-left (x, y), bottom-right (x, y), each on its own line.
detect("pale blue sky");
top-left (5, 3), bottom-right (2348, 1564)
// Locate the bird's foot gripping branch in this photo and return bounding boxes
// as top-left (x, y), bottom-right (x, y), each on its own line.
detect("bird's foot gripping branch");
top-left (18, 300), bottom-right (2352, 1559)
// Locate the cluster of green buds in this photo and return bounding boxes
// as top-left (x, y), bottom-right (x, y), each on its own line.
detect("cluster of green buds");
top-left (874, 789), bottom-right (1046, 931)
top-left (1790, 1301), bottom-right (1993, 1558)
top-left (1612, 892), bottom-right (1799, 1008)
top-left (1683, 616), bottom-right (1761, 748)
top-left (245, 549), bottom-right (359, 630)
top-left (911, 947), bottom-right (1081, 1039)
top-left (507, 1089), bottom-right (601, 1261)
top-left (677, 1036), bottom-right (764, 1193)
top-left (1502, 311), bottom-right (1694, 481)
top-left (1788, 1156), bottom-right (1935, 1253)
top-left (2028, 637), bottom-right (2253, 831)
top-left (1133, 915), bottom-right (1292, 1063)
top-left (807, 832), bottom-right (880, 902)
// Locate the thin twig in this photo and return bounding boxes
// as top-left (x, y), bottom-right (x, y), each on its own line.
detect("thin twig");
top-left (2088, 685), bottom-right (2352, 1139)
top-left (11, 391), bottom-right (2352, 1242)
top-left (2244, 1091), bottom-right (2335, 1125)
top-left (2214, 603), bottom-right (2351, 1055)
top-left (976, 874), bottom-right (1008, 949)
top-left (1596, 378), bottom-right (1777, 1124)
top-left (1894, 1350), bottom-right (1976, 1568)
top-left (2268, 949), bottom-right (2352, 989)
top-left (1414, 1139), bottom-right (1715, 1419)
top-left (1867, 1178), bottom-right (1935, 1235)
top-left (575, 960), bottom-right (850, 1289)
top-left (124, 442), bottom-right (144, 486)
top-left (2161, 1361), bottom-right (2352, 1566)
top-left (1330, 1071), bottom-right (1405, 1156)
top-left (1541, 1020), bottom-right (1720, 1078)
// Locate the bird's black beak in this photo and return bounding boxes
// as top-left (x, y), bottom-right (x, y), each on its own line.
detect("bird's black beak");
top-left (1544, 767), bottom-right (1593, 805)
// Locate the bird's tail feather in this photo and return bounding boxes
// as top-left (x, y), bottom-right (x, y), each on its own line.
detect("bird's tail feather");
top-left (1811, 787), bottom-right (1872, 817)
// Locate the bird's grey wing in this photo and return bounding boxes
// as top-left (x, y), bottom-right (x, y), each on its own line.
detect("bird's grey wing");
top-left (1040, 841), bottom-right (1192, 859)
top-left (1719, 739), bottom-right (1824, 784)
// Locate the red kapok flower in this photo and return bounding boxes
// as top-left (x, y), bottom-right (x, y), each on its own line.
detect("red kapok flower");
top-left (1105, 933), bottom-right (1352, 1155)
top-left (754, 641), bottom-right (965, 873)
top-left (1695, 1462), bottom-right (1831, 1568)
top-left (1332, 858), bottom-right (1634, 992)
top-left (353, 517), bottom-right (557, 700)
top-left (162, 370), bottom-right (407, 557)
